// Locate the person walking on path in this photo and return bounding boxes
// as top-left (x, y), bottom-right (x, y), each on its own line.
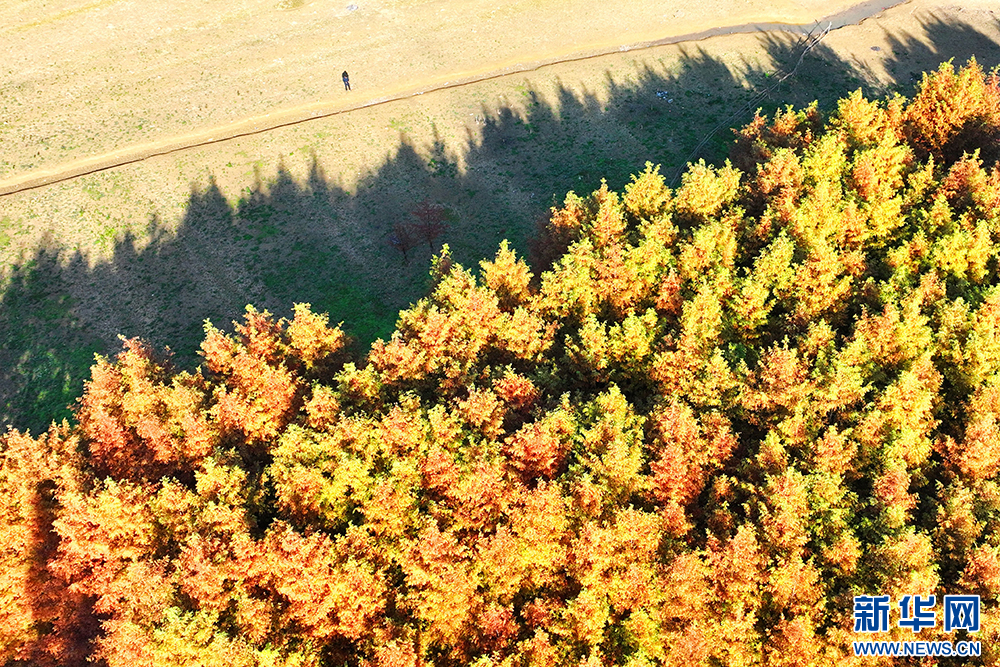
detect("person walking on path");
top-left (342, 71), bottom-right (351, 91)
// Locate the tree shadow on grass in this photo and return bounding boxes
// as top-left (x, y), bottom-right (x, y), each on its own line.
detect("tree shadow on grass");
top-left (2, 12), bottom-right (999, 434)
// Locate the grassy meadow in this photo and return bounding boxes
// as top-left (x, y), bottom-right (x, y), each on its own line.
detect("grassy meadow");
top-left (1, 5), bottom-right (999, 433)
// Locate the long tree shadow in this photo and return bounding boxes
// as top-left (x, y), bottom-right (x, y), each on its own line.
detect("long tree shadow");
top-left (2, 12), bottom-right (999, 434)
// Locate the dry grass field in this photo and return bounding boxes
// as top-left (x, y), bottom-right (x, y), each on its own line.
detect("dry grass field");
top-left (1, 0), bottom-right (999, 432)
top-left (0, 0), bottom-right (866, 183)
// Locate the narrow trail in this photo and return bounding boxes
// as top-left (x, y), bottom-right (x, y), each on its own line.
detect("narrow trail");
top-left (0, 0), bottom-right (907, 199)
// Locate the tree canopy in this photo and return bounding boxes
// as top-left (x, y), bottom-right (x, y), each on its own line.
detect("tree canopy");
top-left (3, 58), bottom-right (1000, 667)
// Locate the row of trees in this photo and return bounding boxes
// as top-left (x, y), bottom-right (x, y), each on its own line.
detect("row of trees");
top-left (2, 59), bottom-right (1000, 666)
